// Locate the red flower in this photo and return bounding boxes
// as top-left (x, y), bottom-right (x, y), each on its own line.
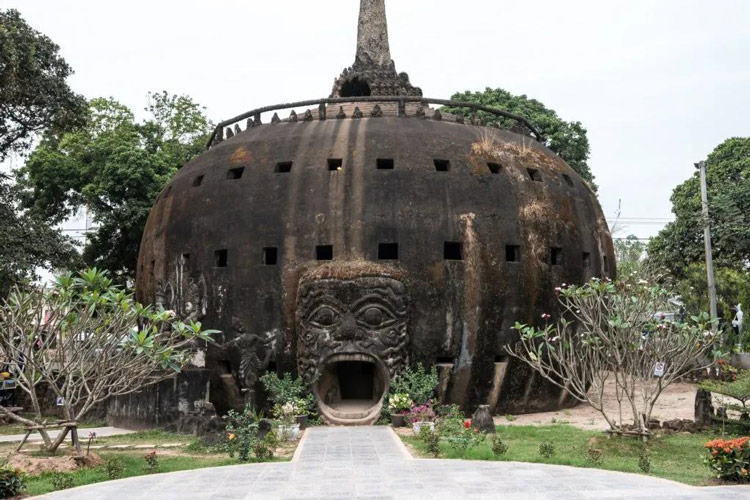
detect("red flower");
top-left (464, 420), bottom-right (471, 429)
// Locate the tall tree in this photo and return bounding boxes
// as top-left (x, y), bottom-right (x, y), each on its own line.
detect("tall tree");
top-left (444, 88), bottom-right (595, 189)
top-left (0, 9), bottom-right (85, 160)
top-left (0, 174), bottom-right (79, 297)
top-left (648, 137), bottom-right (750, 280)
top-left (17, 92), bottom-right (213, 281)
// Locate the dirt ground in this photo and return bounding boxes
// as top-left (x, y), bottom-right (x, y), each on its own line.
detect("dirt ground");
top-left (7, 452), bottom-right (103, 475)
top-left (494, 378), bottom-right (699, 430)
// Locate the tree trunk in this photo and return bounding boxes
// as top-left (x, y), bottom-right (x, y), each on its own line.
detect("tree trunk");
top-left (48, 426), bottom-right (70, 455)
top-left (71, 426), bottom-right (82, 455)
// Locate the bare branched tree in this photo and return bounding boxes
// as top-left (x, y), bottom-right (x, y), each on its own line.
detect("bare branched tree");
top-left (0, 269), bottom-right (216, 454)
top-left (506, 278), bottom-right (720, 437)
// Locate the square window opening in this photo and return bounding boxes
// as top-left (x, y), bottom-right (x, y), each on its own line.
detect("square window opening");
top-left (263, 247), bottom-right (278, 266)
top-left (377, 158), bottom-right (395, 170)
top-left (494, 355), bottom-right (509, 364)
top-left (551, 247), bottom-right (563, 266)
top-left (193, 175), bottom-right (204, 187)
top-left (214, 249), bottom-right (228, 268)
top-left (582, 252), bottom-right (591, 268)
top-left (527, 168), bottom-right (542, 182)
top-left (506, 245), bottom-right (521, 263)
top-left (487, 162), bottom-right (502, 174)
top-left (434, 159), bottom-right (451, 172)
top-left (316, 245), bottom-right (333, 261)
top-left (181, 253), bottom-right (190, 266)
top-left (275, 161), bottom-right (293, 173)
top-left (444, 242), bottom-right (463, 260)
top-left (562, 173), bottom-right (574, 187)
top-left (227, 167), bottom-right (245, 180)
top-left (378, 243), bottom-right (399, 260)
top-left (436, 357), bottom-right (454, 365)
top-left (328, 158), bottom-right (343, 171)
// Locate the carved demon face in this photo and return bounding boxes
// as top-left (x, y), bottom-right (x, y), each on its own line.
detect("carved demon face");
top-left (296, 276), bottom-right (409, 383)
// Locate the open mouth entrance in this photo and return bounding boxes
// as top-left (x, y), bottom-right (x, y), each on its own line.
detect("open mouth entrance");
top-left (315, 354), bottom-right (388, 425)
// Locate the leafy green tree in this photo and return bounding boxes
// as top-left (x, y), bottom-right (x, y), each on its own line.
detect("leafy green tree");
top-left (674, 264), bottom-right (750, 339)
top-left (0, 9), bottom-right (85, 160)
top-left (648, 138), bottom-right (750, 279)
top-left (0, 174), bottom-right (79, 298)
top-left (17, 92), bottom-right (213, 280)
top-left (443, 88), bottom-right (595, 189)
top-left (614, 235), bottom-right (647, 278)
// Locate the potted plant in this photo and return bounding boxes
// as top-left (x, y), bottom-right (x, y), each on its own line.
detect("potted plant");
top-left (293, 398), bottom-right (310, 430)
top-left (407, 403), bottom-right (436, 435)
top-left (388, 393), bottom-right (413, 427)
top-left (274, 402), bottom-right (301, 441)
top-left (261, 372), bottom-right (316, 430)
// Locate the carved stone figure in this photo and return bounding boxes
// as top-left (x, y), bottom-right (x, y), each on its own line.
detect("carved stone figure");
top-left (296, 266), bottom-right (408, 423)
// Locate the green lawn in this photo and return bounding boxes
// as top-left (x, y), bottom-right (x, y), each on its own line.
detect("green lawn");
top-left (24, 452), bottom-right (238, 496)
top-left (401, 424), bottom-right (738, 486)
top-left (3, 430), bottom-right (296, 496)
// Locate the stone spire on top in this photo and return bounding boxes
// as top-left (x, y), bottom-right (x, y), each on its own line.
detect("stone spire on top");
top-left (330, 0), bottom-right (421, 98)
top-left (356, 0), bottom-right (392, 67)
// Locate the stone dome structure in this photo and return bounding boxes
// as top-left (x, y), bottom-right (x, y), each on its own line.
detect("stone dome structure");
top-left (133, 0), bottom-right (614, 425)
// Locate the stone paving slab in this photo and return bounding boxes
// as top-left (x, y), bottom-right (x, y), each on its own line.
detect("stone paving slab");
top-left (37, 426), bottom-right (750, 499)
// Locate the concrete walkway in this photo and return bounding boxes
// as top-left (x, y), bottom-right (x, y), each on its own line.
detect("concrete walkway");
top-left (38, 426), bottom-right (750, 499)
top-left (0, 426), bottom-right (135, 443)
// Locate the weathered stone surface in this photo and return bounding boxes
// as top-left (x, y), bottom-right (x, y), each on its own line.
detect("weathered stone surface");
top-left (694, 388), bottom-right (714, 427)
top-left (132, 0), bottom-right (614, 428)
top-left (471, 405), bottom-right (495, 433)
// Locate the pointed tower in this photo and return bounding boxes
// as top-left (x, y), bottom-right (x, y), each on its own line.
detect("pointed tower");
top-left (331, 0), bottom-right (421, 98)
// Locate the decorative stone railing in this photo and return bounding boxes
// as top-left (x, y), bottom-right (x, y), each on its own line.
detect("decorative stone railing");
top-left (206, 96), bottom-right (545, 149)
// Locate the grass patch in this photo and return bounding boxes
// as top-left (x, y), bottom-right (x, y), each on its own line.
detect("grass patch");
top-left (5, 428), bottom-right (298, 495)
top-left (401, 424), bottom-right (739, 486)
top-left (24, 452), bottom-right (237, 496)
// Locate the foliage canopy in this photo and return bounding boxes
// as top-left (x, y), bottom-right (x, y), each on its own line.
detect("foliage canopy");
top-left (17, 93), bottom-right (213, 280)
top-left (0, 9), bottom-right (85, 160)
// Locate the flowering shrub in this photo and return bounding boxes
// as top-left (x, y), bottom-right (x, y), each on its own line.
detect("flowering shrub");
top-left (390, 363), bottom-right (439, 405)
top-left (406, 404), bottom-right (436, 424)
top-left (388, 393), bottom-right (413, 414)
top-left (273, 399), bottom-right (307, 424)
top-left (704, 437), bottom-right (750, 481)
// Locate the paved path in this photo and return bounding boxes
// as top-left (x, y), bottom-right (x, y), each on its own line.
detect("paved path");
top-left (0, 426), bottom-right (135, 443)
top-left (38, 426), bottom-right (750, 499)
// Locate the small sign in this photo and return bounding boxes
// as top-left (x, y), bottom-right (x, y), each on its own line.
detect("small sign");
top-left (55, 397), bottom-right (65, 406)
top-left (653, 362), bottom-right (666, 378)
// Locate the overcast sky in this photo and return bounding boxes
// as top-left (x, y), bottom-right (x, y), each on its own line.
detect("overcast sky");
top-left (3, 0), bottom-right (749, 241)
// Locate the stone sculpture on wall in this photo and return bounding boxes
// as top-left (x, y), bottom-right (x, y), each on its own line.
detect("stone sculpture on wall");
top-left (296, 269), bottom-right (409, 385)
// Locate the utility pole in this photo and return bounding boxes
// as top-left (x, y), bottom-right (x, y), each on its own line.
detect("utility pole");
top-left (696, 160), bottom-right (719, 333)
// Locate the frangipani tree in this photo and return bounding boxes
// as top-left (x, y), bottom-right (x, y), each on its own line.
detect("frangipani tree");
top-left (0, 268), bottom-right (217, 454)
top-left (507, 278), bottom-right (720, 437)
